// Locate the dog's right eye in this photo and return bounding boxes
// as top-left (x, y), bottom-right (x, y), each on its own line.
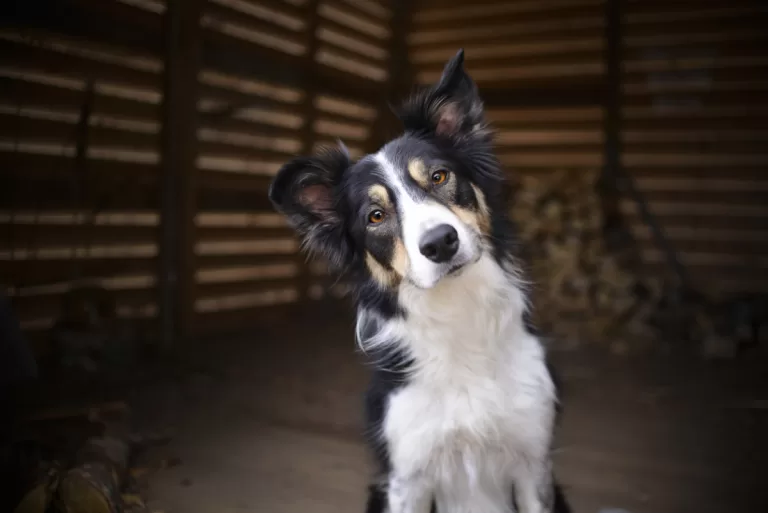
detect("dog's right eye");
top-left (368, 209), bottom-right (385, 224)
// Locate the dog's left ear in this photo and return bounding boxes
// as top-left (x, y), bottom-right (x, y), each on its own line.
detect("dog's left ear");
top-left (398, 49), bottom-right (487, 141)
top-left (268, 145), bottom-right (354, 269)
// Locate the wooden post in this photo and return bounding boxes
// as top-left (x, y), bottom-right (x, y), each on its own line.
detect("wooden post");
top-left (599, 0), bottom-right (624, 244)
top-left (367, 0), bottom-right (412, 152)
top-left (295, 0), bottom-right (321, 302)
top-left (601, 0), bottom-right (691, 290)
top-left (158, 0), bottom-right (201, 348)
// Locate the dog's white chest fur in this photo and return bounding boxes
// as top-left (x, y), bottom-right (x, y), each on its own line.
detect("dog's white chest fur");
top-left (381, 256), bottom-right (555, 513)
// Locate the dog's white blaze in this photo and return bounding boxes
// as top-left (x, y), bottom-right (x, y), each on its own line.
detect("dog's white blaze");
top-left (362, 252), bottom-right (556, 513)
top-left (373, 152), bottom-right (476, 289)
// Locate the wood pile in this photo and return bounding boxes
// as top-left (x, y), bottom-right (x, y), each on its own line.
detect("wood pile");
top-left (10, 401), bottom-right (174, 513)
top-left (510, 169), bottom-right (766, 357)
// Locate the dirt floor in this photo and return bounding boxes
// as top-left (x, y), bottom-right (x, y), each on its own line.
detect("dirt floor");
top-left (126, 305), bottom-right (768, 513)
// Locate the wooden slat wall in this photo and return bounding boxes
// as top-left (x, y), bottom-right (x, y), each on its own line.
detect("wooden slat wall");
top-left (0, 25), bottom-right (164, 342)
top-left (2, 0), bottom-right (393, 346)
top-left (410, 0), bottom-right (767, 299)
top-left (410, 0), bottom-right (606, 176)
top-left (621, 0), bottom-right (768, 296)
top-left (195, 0), bottom-right (390, 326)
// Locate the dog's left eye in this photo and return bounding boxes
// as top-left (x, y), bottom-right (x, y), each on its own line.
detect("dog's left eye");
top-left (431, 170), bottom-right (448, 185)
top-left (368, 209), bottom-right (385, 224)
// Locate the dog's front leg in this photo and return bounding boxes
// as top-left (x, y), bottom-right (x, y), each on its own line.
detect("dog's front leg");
top-left (514, 459), bottom-right (554, 513)
top-left (387, 472), bottom-right (433, 513)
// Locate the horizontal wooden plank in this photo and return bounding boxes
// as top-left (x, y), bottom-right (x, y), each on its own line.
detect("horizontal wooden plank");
top-left (0, 113), bottom-right (159, 150)
top-left (625, 17), bottom-right (768, 42)
top-left (625, 5), bottom-right (768, 25)
top-left (194, 301), bottom-right (300, 335)
top-left (315, 46), bottom-right (388, 82)
top-left (319, 2), bottom-right (390, 41)
top-left (623, 130), bottom-right (768, 144)
top-left (500, 151), bottom-right (602, 168)
top-left (623, 153), bottom-right (768, 167)
top-left (417, 49), bottom-right (603, 77)
top-left (482, 83), bottom-right (605, 108)
top-left (636, 189), bottom-right (768, 209)
top-left (0, 77), bottom-right (160, 120)
top-left (0, 39), bottom-right (160, 91)
top-left (496, 130), bottom-right (602, 146)
top-left (318, 17), bottom-right (388, 53)
top-left (200, 114), bottom-right (300, 140)
top-left (210, 0), bottom-right (306, 24)
top-left (633, 176), bottom-right (768, 193)
top-left (336, 0), bottom-right (391, 21)
top-left (198, 171), bottom-right (275, 192)
top-left (197, 226), bottom-right (295, 242)
top-left (413, 4), bottom-right (602, 33)
top-left (203, 2), bottom-right (306, 49)
top-left (197, 139), bottom-right (295, 161)
top-left (640, 263), bottom-right (768, 295)
top-left (635, 236), bottom-right (768, 257)
top-left (623, 79), bottom-right (768, 96)
top-left (197, 276), bottom-right (299, 299)
top-left (409, 17), bottom-right (603, 48)
top-left (624, 56), bottom-right (768, 75)
top-left (199, 187), bottom-right (275, 212)
top-left (631, 224), bottom-right (768, 244)
top-left (0, 256), bottom-right (157, 289)
top-left (1, 150), bottom-right (281, 201)
top-left (414, 0), bottom-right (602, 23)
top-left (624, 141), bottom-right (768, 155)
top-left (316, 26), bottom-right (387, 62)
top-left (623, 81), bottom-right (768, 104)
top-left (197, 253), bottom-right (300, 270)
top-left (196, 262), bottom-right (299, 285)
top-left (625, 29), bottom-right (768, 49)
top-left (624, 116), bottom-right (768, 132)
top-left (418, 61), bottom-right (604, 85)
top-left (620, 199), bottom-right (768, 218)
top-left (1, 224), bottom-right (157, 250)
top-left (639, 248), bottom-right (768, 269)
top-left (624, 105), bottom-right (768, 123)
top-left (621, 210), bottom-right (768, 232)
top-left (3, 166), bottom-right (160, 211)
top-left (412, 38), bottom-right (602, 64)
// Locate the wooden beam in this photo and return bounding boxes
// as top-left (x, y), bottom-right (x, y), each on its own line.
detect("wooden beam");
top-left (158, 0), bottom-right (201, 348)
top-left (295, 0), bottom-right (322, 301)
top-left (599, 0), bottom-right (693, 292)
top-left (366, 0), bottom-right (412, 151)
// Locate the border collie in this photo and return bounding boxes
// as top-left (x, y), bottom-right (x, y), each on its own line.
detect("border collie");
top-left (269, 50), bottom-right (569, 513)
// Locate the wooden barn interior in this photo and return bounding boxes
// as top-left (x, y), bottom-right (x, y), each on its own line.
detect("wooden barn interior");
top-left (2, 0), bottom-right (767, 512)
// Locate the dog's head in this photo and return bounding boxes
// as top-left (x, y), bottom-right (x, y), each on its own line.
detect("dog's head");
top-left (270, 50), bottom-right (510, 291)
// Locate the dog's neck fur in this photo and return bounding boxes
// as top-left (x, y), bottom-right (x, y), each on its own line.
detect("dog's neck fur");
top-left (358, 252), bottom-right (529, 382)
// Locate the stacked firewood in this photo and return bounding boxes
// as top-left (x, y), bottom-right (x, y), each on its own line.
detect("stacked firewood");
top-left (510, 169), bottom-right (674, 353)
top-left (510, 169), bottom-right (767, 357)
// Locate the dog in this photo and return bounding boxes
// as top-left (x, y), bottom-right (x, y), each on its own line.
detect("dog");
top-left (269, 50), bottom-right (569, 513)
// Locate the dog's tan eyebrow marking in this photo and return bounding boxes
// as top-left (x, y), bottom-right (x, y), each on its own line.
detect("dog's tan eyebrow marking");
top-left (368, 184), bottom-right (391, 207)
top-left (408, 159), bottom-right (429, 188)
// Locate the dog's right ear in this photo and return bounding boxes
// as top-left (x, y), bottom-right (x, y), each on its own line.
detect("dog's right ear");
top-left (398, 49), bottom-right (488, 142)
top-left (269, 146), bottom-right (354, 268)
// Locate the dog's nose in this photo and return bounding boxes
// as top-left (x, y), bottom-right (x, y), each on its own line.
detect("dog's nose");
top-left (419, 224), bottom-right (459, 263)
